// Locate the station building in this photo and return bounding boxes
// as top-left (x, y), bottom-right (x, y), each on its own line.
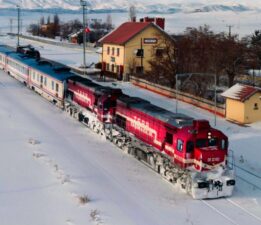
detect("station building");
top-left (99, 17), bottom-right (174, 80)
top-left (221, 83), bottom-right (261, 124)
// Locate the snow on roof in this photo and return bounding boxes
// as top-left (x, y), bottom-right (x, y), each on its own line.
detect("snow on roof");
top-left (221, 83), bottom-right (261, 102)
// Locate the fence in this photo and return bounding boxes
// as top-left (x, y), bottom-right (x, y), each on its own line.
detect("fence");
top-left (130, 76), bottom-right (226, 117)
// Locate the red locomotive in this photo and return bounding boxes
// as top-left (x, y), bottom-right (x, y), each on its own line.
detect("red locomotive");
top-left (65, 77), bottom-right (235, 199)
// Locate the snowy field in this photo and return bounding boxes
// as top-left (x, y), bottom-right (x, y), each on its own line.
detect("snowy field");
top-left (1, 35), bottom-right (261, 224)
top-left (0, 35), bottom-right (99, 68)
top-left (0, 10), bottom-right (261, 37)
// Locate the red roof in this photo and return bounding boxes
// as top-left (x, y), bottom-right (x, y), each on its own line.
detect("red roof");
top-left (221, 83), bottom-right (261, 102)
top-left (99, 22), bottom-right (151, 45)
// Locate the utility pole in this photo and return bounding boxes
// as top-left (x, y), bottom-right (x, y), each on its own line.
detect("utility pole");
top-left (80, 0), bottom-right (87, 76)
top-left (226, 24), bottom-right (234, 38)
top-left (10, 18), bottom-right (13, 33)
top-left (17, 5), bottom-right (20, 47)
top-left (140, 38), bottom-right (143, 74)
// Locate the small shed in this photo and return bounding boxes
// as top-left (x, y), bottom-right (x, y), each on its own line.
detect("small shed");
top-left (68, 30), bottom-right (83, 44)
top-left (221, 83), bottom-right (261, 124)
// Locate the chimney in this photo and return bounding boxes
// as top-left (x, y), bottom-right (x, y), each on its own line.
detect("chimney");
top-left (139, 17), bottom-right (165, 30)
top-left (131, 16), bottom-right (136, 22)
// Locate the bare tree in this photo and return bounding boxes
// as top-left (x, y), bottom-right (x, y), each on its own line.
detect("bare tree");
top-left (146, 34), bottom-right (177, 87)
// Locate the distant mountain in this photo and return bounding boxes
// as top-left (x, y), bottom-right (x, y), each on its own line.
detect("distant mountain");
top-left (0, 0), bottom-right (260, 13)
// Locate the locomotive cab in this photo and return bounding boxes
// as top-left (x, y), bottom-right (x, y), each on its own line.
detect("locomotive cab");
top-left (96, 88), bottom-right (122, 123)
top-left (170, 120), bottom-right (229, 171)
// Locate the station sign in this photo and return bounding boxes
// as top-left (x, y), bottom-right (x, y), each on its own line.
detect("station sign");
top-left (144, 38), bottom-right (158, 44)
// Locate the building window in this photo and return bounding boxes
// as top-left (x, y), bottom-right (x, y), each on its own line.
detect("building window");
top-left (44, 77), bottom-right (47, 86)
top-left (106, 63), bottom-right (110, 71)
top-left (117, 48), bottom-right (120, 56)
top-left (111, 57), bottom-right (115, 62)
top-left (107, 46), bottom-right (110, 55)
top-left (56, 83), bottom-right (59, 92)
top-left (111, 64), bottom-right (115, 73)
top-left (112, 47), bottom-right (115, 55)
top-left (155, 48), bottom-right (164, 57)
top-left (136, 49), bottom-right (144, 57)
top-left (116, 65), bottom-right (120, 74)
top-left (254, 103), bottom-right (259, 110)
top-left (52, 81), bottom-right (54, 90)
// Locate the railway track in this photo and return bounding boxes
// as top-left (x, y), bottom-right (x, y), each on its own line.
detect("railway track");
top-left (232, 162), bottom-right (261, 191)
top-left (202, 198), bottom-right (261, 225)
top-left (200, 162), bottom-right (261, 225)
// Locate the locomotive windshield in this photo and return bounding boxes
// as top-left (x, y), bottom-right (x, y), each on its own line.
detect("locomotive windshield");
top-left (196, 138), bottom-right (218, 148)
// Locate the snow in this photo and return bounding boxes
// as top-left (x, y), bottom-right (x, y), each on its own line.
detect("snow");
top-left (1, 0), bottom-right (261, 11)
top-left (0, 34), bottom-right (261, 225)
top-left (221, 83), bottom-right (249, 100)
top-left (0, 10), bottom-right (261, 38)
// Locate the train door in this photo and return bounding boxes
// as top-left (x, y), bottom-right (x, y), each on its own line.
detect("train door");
top-left (185, 141), bottom-right (194, 167)
top-left (164, 131), bottom-right (174, 156)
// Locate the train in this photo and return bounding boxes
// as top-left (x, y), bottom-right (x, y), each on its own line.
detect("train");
top-left (0, 44), bottom-right (235, 199)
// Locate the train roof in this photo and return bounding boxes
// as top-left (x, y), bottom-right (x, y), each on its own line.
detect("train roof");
top-left (11, 52), bottom-right (74, 81)
top-left (118, 95), bottom-right (193, 128)
top-left (69, 76), bottom-right (122, 95)
top-left (0, 45), bottom-right (15, 54)
top-left (0, 45), bottom-right (74, 82)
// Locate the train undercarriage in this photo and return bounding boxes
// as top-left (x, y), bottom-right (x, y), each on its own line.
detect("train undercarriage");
top-left (65, 101), bottom-right (235, 199)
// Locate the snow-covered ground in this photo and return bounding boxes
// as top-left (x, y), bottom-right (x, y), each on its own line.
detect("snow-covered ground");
top-left (0, 35), bottom-right (261, 225)
top-left (0, 35), bottom-right (98, 68)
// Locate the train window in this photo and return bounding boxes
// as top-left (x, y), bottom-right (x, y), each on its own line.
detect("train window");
top-left (186, 141), bottom-right (194, 153)
top-left (103, 100), bottom-right (110, 109)
top-left (209, 138), bottom-right (218, 146)
top-left (177, 139), bottom-right (184, 152)
top-left (221, 139), bottom-right (228, 150)
top-left (165, 132), bottom-right (173, 144)
top-left (196, 139), bottom-right (207, 147)
top-left (116, 114), bottom-right (126, 129)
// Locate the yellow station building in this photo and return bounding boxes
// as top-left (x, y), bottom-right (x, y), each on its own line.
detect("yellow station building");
top-left (222, 83), bottom-right (261, 124)
top-left (99, 17), bottom-right (174, 80)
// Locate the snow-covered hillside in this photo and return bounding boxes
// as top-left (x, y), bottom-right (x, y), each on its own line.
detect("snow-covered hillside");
top-left (1, 0), bottom-right (261, 13)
